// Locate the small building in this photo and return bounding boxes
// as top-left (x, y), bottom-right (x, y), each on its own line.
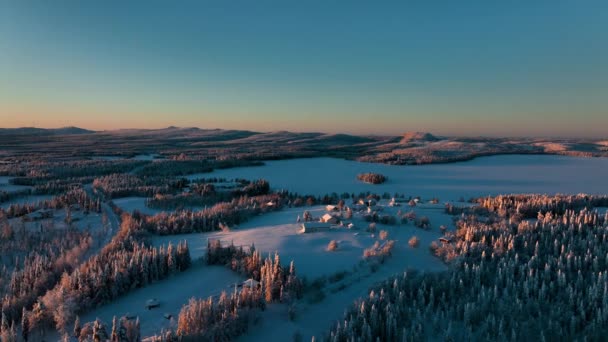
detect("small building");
top-left (145, 298), bottom-right (160, 310)
top-left (242, 278), bottom-right (260, 288)
top-left (347, 223), bottom-right (355, 229)
top-left (321, 213), bottom-right (339, 224)
top-left (301, 222), bottom-right (331, 233)
top-left (389, 198), bottom-right (401, 207)
top-left (326, 205), bottom-right (339, 212)
top-left (266, 201), bottom-right (276, 207)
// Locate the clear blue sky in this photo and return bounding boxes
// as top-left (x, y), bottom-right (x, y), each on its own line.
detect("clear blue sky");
top-left (1, 1), bottom-right (606, 137)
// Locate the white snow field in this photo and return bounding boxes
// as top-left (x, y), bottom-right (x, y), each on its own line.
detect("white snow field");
top-left (148, 202), bottom-right (452, 340)
top-left (45, 265), bottom-right (242, 341)
top-left (198, 155), bottom-right (608, 200)
top-left (112, 197), bottom-right (164, 216)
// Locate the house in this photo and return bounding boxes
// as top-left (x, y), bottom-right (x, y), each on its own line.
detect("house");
top-left (301, 222), bottom-right (331, 233)
top-left (145, 298), bottom-right (160, 310)
top-left (266, 201), bottom-right (276, 207)
top-left (242, 278), bottom-right (260, 288)
top-left (321, 213), bottom-right (339, 224)
top-left (326, 205), bottom-right (339, 212)
top-left (347, 223), bottom-right (355, 229)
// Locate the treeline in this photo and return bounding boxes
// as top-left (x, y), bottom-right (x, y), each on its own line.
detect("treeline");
top-left (0, 226), bottom-right (94, 332)
top-left (1, 189), bottom-right (101, 219)
top-left (324, 195), bottom-right (608, 341)
top-left (146, 179), bottom-right (270, 210)
top-left (8, 159), bottom-right (148, 184)
top-left (92, 173), bottom-right (180, 199)
top-left (147, 243), bottom-right (302, 341)
top-left (207, 241), bottom-right (304, 302)
top-left (135, 159), bottom-right (264, 177)
top-left (32, 177), bottom-right (95, 195)
top-left (356, 173), bottom-right (387, 184)
top-left (477, 193), bottom-right (608, 219)
top-left (139, 193), bottom-right (283, 235)
top-left (18, 214), bottom-right (191, 338)
top-left (74, 316), bottom-right (140, 342)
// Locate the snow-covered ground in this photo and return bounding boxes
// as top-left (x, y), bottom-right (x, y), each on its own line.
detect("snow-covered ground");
top-left (147, 201), bottom-right (453, 340)
top-left (152, 204), bottom-right (450, 279)
top-left (112, 197), bottom-right (164, 216)
top-left (51, 264), bottom-right (243, 340)
top-left (200, 155), bottom-right (608, 200)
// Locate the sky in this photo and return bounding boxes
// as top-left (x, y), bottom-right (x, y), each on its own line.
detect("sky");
top-left (0, 1), bottom-right (607, 137)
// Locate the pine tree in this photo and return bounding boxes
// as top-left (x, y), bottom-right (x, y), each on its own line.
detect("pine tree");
top-left (111, 316), bottom-right (119, 342)
top-left (73, 316), bottom-right (81, 338)
top-left (21, 308), bottom-right (29, 342)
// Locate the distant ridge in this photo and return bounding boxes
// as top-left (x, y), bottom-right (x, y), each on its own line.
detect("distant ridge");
top-left (0, 126), bottom-right (95, 135)
top-left (400, 131), bottom-right (439, 143)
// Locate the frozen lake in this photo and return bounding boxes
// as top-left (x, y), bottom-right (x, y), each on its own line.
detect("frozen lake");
top-left (201, 155), bottom-right (608, 200)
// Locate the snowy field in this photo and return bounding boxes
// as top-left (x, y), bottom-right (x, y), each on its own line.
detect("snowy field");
top-left (152, 204), bottom-right (450, 279)
top-left (49, 264), bottom-right (243, 340)
top-left (198, 155), bottom-right (608, 200)
top-left (149, 202), bottom-right (452, 340)
top-left (112, 197), bottom-right (164, 216)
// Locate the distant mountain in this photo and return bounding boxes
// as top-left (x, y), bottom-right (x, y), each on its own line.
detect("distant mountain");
top-left (0, 126), bottom-right (95, 135)
top-left (400, 131), bottom-right (439, 143)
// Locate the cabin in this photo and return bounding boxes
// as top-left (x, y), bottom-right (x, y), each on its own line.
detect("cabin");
top-left (301, 222), bottom-right (331, 233)
top-left (389, 198), bottom-right (401, 207)
top-left (321, 213), bottom-right (339, 224)
top-left (242, 278), bottom-right (261, 288)
top-left (145, 298), bottom-right (160, 310)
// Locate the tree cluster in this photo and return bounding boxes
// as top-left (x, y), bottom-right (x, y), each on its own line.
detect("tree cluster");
top-left (356, 173), bottom-right (387, 185)
top-left (325, 195), bottom-right (608, 341)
